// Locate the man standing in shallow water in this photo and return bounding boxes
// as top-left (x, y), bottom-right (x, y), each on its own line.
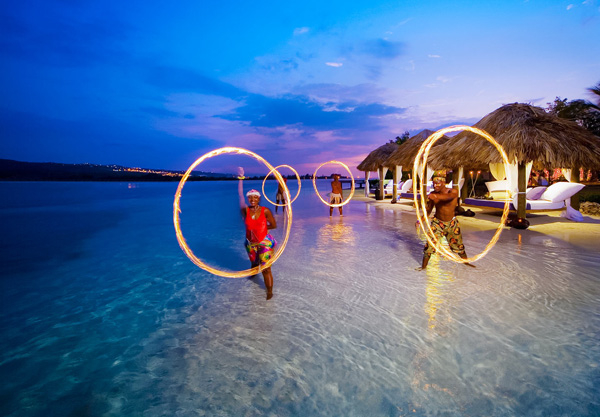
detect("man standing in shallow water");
top-left (417, 171), bottom-right (475, 270)
top-left (330, 174), bottom-right (344, 217)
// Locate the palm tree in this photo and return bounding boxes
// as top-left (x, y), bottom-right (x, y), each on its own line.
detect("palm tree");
top-left (588, 82), bottom-right (600, 107)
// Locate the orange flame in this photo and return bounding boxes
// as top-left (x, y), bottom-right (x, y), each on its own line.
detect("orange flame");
top-left (173, 147), bottom-right (292, 278)
top-left (413, 126), bottom-right (510, 264)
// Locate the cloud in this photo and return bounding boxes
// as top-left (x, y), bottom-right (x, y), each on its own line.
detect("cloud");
top-left (219, 93), bottom-right (406, 130)
top-left (566, 4), bottom-right (574, 10)
top-left (140, 106), bottom-right (180, 118)
top-left (326, 62), bottom-right (343, 67)
top-left (362, 39), bottom-right (405, 60)
top-left (293, 27), bottom-right (310, 35)
top-left (428, 54), bottom-right (441, 58)
top-left (145, 66), bottom-right (246, 98)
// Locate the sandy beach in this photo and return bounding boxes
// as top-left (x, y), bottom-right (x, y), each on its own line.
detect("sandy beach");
top-left (352, 192), bottom-right (600, 252)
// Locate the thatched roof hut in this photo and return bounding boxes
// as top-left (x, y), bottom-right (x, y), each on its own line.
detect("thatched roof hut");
top-left (427, 103), bottom-right (600, 226)
top-left (384, 129), bottom-right (449, 169)
top-left (357, 142), bottom-right (399, 172)
top-left (356, 142), bottom-right (398, 200)
top-left (428, 103), bottom-right (600, 170)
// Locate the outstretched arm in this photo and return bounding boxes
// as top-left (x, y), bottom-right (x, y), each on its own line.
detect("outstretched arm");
top-left (238, 167), bottom-right (246, 215)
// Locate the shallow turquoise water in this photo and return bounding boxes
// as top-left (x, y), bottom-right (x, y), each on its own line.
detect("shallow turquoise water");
top-left (1, 181), bottom-right (599, 416)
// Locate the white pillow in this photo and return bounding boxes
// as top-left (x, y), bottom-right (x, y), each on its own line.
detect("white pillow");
top-left (401, 179), bottom-right (413, 193)
top-left (539, 182), bottom-right (585, 203)
top-left (526, 186), bottom-right (547, 200)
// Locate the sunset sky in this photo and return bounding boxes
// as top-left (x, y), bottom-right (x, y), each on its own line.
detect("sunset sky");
top-left (1, 0), bottom-right (599, 176)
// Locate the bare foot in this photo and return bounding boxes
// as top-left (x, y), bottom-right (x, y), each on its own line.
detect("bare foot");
top-left (266, 290), bottom-right (273, 300)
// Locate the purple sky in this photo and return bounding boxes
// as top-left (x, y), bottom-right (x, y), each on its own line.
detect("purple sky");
top-left (1, 0), bottom-right (599, 176)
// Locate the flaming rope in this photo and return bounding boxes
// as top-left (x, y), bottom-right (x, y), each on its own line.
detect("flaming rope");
top-left (312, 160), bottom-right (355, 207)
top-left (413, 126), bottom-right (511, 264)
top-left (173, 147), bottom-right (292, 278)
top-left (261, 164), bottom-right (301, 206)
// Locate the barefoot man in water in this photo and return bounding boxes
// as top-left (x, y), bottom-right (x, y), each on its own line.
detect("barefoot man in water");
top-left (330, 174), bottom-right (343, 217)
top-left (418, 171), bottom-right (474, 270)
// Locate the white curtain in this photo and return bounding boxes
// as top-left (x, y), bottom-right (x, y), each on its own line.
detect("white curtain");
top-left (426, 166), bottom-right (434, 180)
top-left (489, 163), bottom-right (506, 180)
top-left (381, 167), bottom-right (389, 180)
top-left (559, 168), bottom-right (583, 221)
top-left (505, 161), bottom-right (533, 197)
top-left (395, 165), bottom-right (402, 183)
top-left (457, 167), bottom-right (464, 191)
top-left (364, 171), bottom-right (370, 197)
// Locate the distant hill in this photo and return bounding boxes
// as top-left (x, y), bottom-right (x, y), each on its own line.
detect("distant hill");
top-left (0, 159), bottom-right (232, 181)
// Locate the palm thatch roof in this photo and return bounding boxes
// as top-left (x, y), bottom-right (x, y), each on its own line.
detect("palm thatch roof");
top-left (356, 142), bottom-right (399, 172)
top-left (384, 129), bottom-right (449, 169)
top-left (428, 103), bottom-right (600, 170)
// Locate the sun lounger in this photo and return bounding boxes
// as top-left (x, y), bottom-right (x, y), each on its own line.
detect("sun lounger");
top-left (464, 182), bottom-right (585, 220)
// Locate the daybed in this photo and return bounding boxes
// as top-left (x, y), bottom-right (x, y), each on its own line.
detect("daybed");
top-left (464, 182), bottom-right (585, 221)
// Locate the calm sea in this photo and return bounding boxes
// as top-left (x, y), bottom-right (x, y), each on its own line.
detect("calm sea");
top-left (1, 180), bottom-right (599, 416)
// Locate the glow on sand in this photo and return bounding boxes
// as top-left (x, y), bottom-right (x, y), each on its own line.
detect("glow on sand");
top-left (261, 164), bottom-right (301, 206)
top-left (312, 161), bottom-right (355, 207)
top-left (173, 147), bottom-right (292, 278)
top-left (413, 126), bottom-right (511, 264)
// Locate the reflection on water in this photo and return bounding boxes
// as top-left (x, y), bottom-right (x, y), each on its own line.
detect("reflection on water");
top-left (1, 182), bottom-right (600, 417)
top-left (317, 218), bottom-right (356, 246)
top-left (423, 256), bottom-right (454, 332)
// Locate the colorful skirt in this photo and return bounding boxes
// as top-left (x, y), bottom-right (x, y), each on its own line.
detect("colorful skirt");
top-left (245, 234), bottom-right (277, 267)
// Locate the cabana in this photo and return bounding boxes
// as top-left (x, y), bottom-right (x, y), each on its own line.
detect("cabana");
top-left (427, 103), bottom-right (600, 227)
top-left (356, 142), bottom-right (399, 200)
top-left (384, 129), bottom-right (453, 202)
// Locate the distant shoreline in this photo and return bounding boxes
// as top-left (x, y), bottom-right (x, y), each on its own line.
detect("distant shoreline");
top-left (0, 159), bottom-right (343, 182)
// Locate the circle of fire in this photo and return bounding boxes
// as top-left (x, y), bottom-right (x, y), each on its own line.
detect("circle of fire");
top-left (261, 164), bottom-right (302, 207)
top-left (312, 160), bottom-right (355, 207)
top-left (173, 147), bottom-right (292, 278)
top-left (413, 126), bottom-right (511, 264)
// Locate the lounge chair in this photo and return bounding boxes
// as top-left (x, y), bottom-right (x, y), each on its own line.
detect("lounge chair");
top-left (484, 180), bottom-right (513, 200)
top-left (383, 179), bottom-right (395, 196)
top-left (400, 178), bottom-right (454, 199)
top-left (464, 182), bottom-right (585, 220)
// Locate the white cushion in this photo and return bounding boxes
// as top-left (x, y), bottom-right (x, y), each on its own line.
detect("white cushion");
top-left (485, 180), bottom-right (509, 193)
top-left (526, 186), bottom-right (547, 200)
top-left (539, 182), bottom-right (585, 203)
top-left (400, 179), bottom-right (413, 193)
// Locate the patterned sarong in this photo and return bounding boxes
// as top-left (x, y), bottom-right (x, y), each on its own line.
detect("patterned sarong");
top-left (423, 217), bottom-right (466, 256)
top-left (245, 234), bottom-right (277, 266)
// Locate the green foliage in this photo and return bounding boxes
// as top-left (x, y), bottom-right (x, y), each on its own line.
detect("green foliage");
top-left (390, 131), bottom-right (410, 145)
top-left (588, 82), bottom-right (600, 106)
top-left (547, 95), bottom-right (600, 137)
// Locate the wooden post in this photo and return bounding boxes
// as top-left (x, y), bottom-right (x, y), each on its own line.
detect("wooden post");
top-left (515, 161), bottom-right (529, 228)
top-left (571, 166), bottom-right (581, 210)
top-left (377, 167), bottom-right (384, 200)
top-left (452, 170), bottom-right (461, 206)
top-left (391, 166), bottom-right (398, 203)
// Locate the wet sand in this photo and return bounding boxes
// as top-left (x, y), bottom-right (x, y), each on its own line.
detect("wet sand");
top-left (353, 193), bottom-right (600, 252)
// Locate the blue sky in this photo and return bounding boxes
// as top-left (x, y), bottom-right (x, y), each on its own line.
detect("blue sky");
top-left (1, 0), bottom-right (599, 176)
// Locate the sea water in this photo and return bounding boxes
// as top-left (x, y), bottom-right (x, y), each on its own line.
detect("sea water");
top-left (1, 181), bottom-right (599, 417)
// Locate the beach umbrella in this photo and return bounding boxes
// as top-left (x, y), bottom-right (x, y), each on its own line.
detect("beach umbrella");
top-left (428, 103), bottom-right (600, 224)
top-left (357, 142), bottom-right (398, 199)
